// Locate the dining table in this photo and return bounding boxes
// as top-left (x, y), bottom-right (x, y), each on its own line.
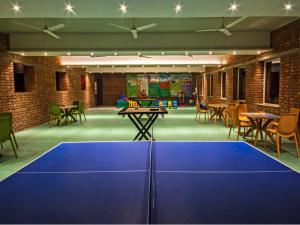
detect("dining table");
top-left (208, 104), bottom-right (228, 122)
top-left (241, 112), bottom-right (280, 146)
top-left (60, 105), bottom-right (78, 124)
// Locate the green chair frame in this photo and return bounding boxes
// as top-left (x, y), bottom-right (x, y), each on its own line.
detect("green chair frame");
top-left (0, 116), bottom-right (18, 158)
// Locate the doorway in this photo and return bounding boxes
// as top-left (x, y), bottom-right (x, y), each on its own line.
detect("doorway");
top-left (94, 74), bottom-right (103, 106)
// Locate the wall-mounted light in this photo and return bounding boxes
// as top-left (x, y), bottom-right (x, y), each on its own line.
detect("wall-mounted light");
top-left (67, 52), bottom-right (71, 56)
top-left (65, 3), bottom-right (76, 15)
top-left (284, 2), bottom-right (293, 12)
top-left (175, 3), bottom-right (182, 13)
top-left (229, 2), bottom-right (239, 12)
top-left (43, 52), bottom-right (48, 56)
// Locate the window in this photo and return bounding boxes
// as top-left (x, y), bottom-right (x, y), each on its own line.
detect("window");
top-left (207, 74), bottom-right (214, 97)
top-left (264, 59), bottom-right (280, 104)
top-left (13, 63), bottom-right (35, 92)
top-left (221, 72), bottom-right (226, 99)
top-left (56, 72), bottom-right (67, 91)
top-left (233, 67), bottom-right (246, 100)
top-left (80, 75), bottom-right (86, 91)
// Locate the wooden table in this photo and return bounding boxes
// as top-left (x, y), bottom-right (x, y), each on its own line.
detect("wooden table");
top-left (208, 104), bottom-right (228, 122)
top-left (118, 107), bottom-right (168, 141)
top-left (242, 112), bottom-right (280, 146)
top-left (60, 105), bottom-right (77, 124)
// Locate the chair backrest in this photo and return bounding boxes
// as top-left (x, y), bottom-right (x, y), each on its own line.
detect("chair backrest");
top-left (0, 112), bottom-right (13, 126)
top-left (50, 105), bottom-right (62, 116)
top-left (73, 101), bottom-right (80, 110)
top-left (278, 113), bottom-right (298, 135)
top-left (230, 108), bottom-right (239, 127)
top-left (290, 108), bottom-right (300, 122)
top-left (236, 104), bottom-right (248, 116)
top-left (195, 101), bottom-right (201, 112)
top-left (79, 102), bottom-right (85, 113)
top-left (0, 116), bottom-right (11, 142)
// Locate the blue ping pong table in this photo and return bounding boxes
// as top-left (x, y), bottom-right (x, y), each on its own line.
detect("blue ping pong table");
top-left (0, 141), bottom-right (300, 224)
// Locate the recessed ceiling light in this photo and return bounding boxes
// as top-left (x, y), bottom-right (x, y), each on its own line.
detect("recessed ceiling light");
top-left (161, 51), bottom-right (165, 55)
top-left (43, 52), bottom-right (48, 56)
top-left (175, 3), bottom-right (182, 13)
top-left (12, 3), bottom-right (21, 13)
top-left (90, 52), bottom-right (94, 56)
top-left (114, 52), bottom-right (118, 56)
top-left (284, 2), bottom-right (293, 12)
top-left (233, 51), bottom-right (237, 55)
top-left (209, 51), bottom-right (213, 55)
top-left (185, 51), bottom-right (189, 56)
top-left (137, 51), bottom-right (141, 56)
top-left (120, 3), bottom-right (128, 13)
top-left (67, 52), bottom-right (71, 56)
top-left (21, 52), bottom-right (24, 56)
top-left (65, 3), bottom-right (76, 15)
top-left (257, 50), bottom-right (261, 55)
top-left (229, 2), bottom-right (239, 12)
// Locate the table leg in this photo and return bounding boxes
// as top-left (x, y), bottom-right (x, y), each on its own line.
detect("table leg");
top-left (128, 114), bottom-right (150, 140)
top-left (133, 113), bottom-right (154, 140)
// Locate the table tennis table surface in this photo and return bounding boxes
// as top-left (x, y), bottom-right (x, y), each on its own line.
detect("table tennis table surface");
top-left (0, 141), bottom-right (300, 224)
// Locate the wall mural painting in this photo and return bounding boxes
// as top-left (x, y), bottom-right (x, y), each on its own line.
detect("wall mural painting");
top-left (149, 74), bottom-right (160, 97)
top-left (137, 74), bottom-right (149, 98)
top-left (126, 74), bottom-right (138, 97)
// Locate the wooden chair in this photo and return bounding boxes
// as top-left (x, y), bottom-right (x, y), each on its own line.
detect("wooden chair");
top-left (224, 103), bottom-right (236, 127)
top-left (236, 103), bottom-right (249, 122)
top-left (228, 108), bottom-right (253, 141)
top-left (271, 108), bottom-right (300, 140)
top-left (265, 113), bottom-right (300, 158)
top-left (195, 101), bottom-right (208, 123)
top-left (0, 116), bottom-right (18, 158)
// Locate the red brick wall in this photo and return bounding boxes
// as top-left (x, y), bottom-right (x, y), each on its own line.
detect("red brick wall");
top-left (0, 33), bottom-right (95, 131)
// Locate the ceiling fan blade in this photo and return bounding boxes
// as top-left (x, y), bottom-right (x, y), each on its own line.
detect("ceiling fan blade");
top-left (48, 24), bottom-right (65, 31)
top-left (196, 29), bottom-right (219, 32)
top-left (12, 21), bottom-right (42, 31)
top-left (139, 55), bottom-right (151, 58)
top-left (108, 23), bottom-right (131, 31)
top-left (44, 29), bottom-right (60, 39)
top-left (136, 23), bottom-right (157, 31)
top-left (219, 28), bottom-right (232, 36)
top-left (131, 30), bottom-right (138, 39)
top-left (225, 17), bottom-right (247, 28)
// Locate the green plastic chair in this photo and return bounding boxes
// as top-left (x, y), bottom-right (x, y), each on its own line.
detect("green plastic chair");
top-left (0, 116), bottom-right (18, 158)
top-left (72, 102), bottom-right (86, 124)
top-left (49, 105), bottom-right (65, 127)
top-left (0, 112), bottom-right (18, 150)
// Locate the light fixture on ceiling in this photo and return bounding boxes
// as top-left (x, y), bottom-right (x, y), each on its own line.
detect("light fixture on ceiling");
top-left (209, 51), bottom-right (213, 55)
top-left (67, 52), bottom-right (71, 56)
top-left (90, 52), bottom-right (94, 56)
top-left (65, 2), bottom-right (76, 15)
top-left (43, 52), bottom-right (48, 56)
top-left (12, 3), bottom-right (21, 13)
top-left (161, 51), bottom-right (165, 55)
top-left (120, 3), bottom-right (128, 13)
top-left (284, 2), bottom-right (293, 12)
top-left (175, 3), bottom-right (182, 13)
top-left (21, 52), bottom-right (24, 56)
top-left (233, 51), bottom-right (237, 55)
top-left (257, 50), bottom-right (261, 55)
top-left (114, 52), bottom-right (118, 56)
top-left (229, 2), bottom-right (239, 12)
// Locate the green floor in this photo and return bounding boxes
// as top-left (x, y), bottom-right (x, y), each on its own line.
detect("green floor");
top-left (0, 107), bottom-right (299, 180)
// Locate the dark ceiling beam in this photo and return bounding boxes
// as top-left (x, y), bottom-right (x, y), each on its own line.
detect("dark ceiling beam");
top-left (10, 31), bottom-right (270, 51)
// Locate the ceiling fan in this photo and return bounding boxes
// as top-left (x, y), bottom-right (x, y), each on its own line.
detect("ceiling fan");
top-left (12, 21), bottom-right (65, 39)
top-left (196, 17), bottom-right (247, 36)
top-left (137, 52), bottom-right (151, 58)
top-left (108, 19), bottom-right (156, 39)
